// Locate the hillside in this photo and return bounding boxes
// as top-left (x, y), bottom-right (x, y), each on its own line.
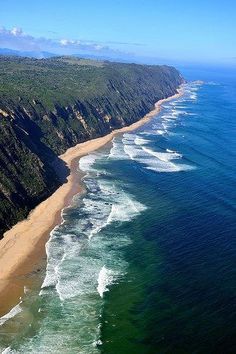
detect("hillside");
top-left (0, 56), bottom-right (183, 237)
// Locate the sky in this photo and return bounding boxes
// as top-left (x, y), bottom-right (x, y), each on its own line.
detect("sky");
top-left (0, 0), bottom-right (236, 65)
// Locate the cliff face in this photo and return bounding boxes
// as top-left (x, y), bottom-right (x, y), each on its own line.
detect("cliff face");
top-left (0, 56), bottom-right (183, 237)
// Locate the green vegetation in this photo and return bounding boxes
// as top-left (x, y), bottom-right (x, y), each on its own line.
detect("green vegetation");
top-left (0, 56), bottom-right (183, 237)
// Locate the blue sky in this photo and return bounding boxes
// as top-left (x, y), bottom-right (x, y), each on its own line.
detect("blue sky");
top-left (1, 0), bottom-right (235, 65)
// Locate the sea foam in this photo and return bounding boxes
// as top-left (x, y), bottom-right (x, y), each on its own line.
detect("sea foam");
top-left (97, 266), bottom-right (116, 298)
top-left (122, 133), bottom-right (194, 173)
top-left (0, 302), bottom-right (22, 326)
top-left (41, 170), bottom-right (145, 302)
top-left (108, 137), bottom-right (127, 159)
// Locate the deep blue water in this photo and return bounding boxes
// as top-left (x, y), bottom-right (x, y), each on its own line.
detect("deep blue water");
top-left (0, 67), bottom-right (236, 353)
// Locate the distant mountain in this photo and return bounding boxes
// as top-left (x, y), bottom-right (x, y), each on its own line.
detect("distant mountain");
top-left (0, 47), bottom-right (167, 66)
top-left (0, 47), bottom-right (139, 63)
top-left (0, 47), bottom-right (133, 62)
top-left (0, 48), bottom-right (57, 59)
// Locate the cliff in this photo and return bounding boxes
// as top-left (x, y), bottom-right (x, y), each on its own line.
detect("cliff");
top-left (0, 56), bottom-right (183, 237)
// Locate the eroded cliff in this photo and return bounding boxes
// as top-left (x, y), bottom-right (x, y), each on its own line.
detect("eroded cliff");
top-left (0, 56), bottom-right (183, 237)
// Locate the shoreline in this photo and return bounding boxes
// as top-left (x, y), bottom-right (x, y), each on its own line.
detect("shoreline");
top-left (0, 87), bottom-right (183, 317)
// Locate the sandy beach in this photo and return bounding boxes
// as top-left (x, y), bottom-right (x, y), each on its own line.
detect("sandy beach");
top-left (0, 88), bottom-right (183, 317)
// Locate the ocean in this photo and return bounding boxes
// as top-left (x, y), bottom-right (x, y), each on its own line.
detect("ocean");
top-left (1, 66), bottom-right (236, 353)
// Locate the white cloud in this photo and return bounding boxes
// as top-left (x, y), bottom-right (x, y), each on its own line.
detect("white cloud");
top-left (94, 44), bottom-right (104, 51)
top-left (0, 26), bottom-right (40, 51)
top-left (60, 39), bottom-right (76, 46)
top-left (10, 27), bottom-right (23, 36)
top-left (0, 26), bottom-right (130, 58)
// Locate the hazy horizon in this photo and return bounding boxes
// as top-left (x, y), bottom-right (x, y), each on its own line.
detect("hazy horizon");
top-left (1, 0), bottom-right (236, 67)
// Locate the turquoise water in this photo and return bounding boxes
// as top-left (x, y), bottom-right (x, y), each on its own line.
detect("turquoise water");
top-left (1, 67), bottom-right (236, 353)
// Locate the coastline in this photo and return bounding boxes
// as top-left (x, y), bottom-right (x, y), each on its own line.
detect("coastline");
top-left (0, 87), bottom-right (183, 316)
